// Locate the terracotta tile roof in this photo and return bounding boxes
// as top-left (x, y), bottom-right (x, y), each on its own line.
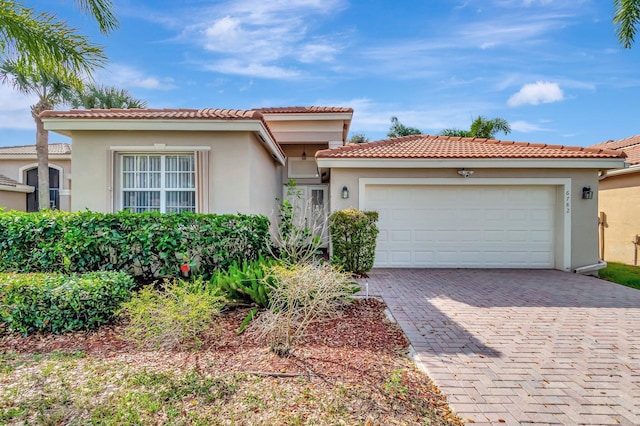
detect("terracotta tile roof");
top-left (0, 143), bottom-right (71, 155)
top-left (254, 106), bottom-right (353, 114)
top-left (0, 173), bottom-right (22, 187)
top-left (316, 135), bottom-right (626, 160)
top-left (40, 108), bottom-right (263, 120)
top-left (590, 135), bottom-right (640, 165)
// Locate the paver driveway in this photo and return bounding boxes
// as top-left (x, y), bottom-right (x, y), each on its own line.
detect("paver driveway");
top-left (362, 269), bottom-right (640, 425)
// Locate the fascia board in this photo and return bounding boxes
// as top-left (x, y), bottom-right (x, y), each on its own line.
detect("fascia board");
top-left (0, 155), bottom-right (71, 160)
top-left (261, 113), bottom-right (353, 121)
top-left (316, 158), bottom-right (627, 170)
top-left (0, 184), bottom-right (34, 193)
top-left (601, 164), bottom-right (639, 178)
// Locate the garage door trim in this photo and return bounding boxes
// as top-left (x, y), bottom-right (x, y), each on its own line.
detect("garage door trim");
top-left (359, 178), bottom-right (572, 271)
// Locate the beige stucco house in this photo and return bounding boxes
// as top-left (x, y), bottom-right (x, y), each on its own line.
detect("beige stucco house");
top-left (40, 107), bottom-right (625, 272)
top-left (590, 135), bottom-right (639, 265)
top-left (0, 143), bottom-right (72, 211)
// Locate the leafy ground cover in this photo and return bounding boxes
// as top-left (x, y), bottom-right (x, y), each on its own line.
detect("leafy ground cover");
top-left (0, 299), bottom-right (462, 425)
top-left (599, 262), bottom-right (640, 290)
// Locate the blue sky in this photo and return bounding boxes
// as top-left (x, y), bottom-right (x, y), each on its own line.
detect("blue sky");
top-left (0, 0), bottom-right (637, 147)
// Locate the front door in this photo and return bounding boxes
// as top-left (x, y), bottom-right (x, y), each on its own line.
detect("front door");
top-left (26, 167), bottom-right (60, 212)
top-left (284, 184), bottom-right (329, 246)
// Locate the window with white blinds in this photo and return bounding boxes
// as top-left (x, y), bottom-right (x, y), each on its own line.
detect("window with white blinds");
top-left (121, 154), bottom-right (196, 213)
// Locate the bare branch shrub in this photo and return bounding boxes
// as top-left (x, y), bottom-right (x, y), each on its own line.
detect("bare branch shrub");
top-left (269, 181), bottom-right (327, 265)
top-left (248, 262), bottom-right (359, 354)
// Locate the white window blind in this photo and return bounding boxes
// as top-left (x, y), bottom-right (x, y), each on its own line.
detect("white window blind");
top-left (121, 154), bottom-right (196, 213)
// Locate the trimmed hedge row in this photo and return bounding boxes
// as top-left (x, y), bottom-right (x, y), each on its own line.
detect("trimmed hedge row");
top-left (0, 211), bottom-right (271, 279)
top-left (0, 271), bottom-right (135, 334)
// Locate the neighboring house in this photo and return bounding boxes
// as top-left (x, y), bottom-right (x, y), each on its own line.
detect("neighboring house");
top-left (0, 143), bottom-right (72, 211)
top-left (41, 107), bottom-right (625, 272)
top-left (589, 135), bottom-right (640, 265)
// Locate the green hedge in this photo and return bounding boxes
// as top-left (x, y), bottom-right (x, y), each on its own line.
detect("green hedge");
top-left (0, 211), bottom-right (271, 279)
top-left (0, 271), bottom-right (136, 334)
top-left (329, 208), bottom-right (379, 275)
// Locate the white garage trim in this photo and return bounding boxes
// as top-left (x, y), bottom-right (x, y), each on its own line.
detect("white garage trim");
top-left (359, 178), bottom-right (572, 271)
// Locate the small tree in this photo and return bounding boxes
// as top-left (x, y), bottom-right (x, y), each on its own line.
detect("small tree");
top-left (329, 208), bottom-right (379, 276)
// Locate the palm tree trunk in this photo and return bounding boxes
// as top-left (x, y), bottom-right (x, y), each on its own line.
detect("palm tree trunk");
top-left (33, 111), bottom-right (50, 210)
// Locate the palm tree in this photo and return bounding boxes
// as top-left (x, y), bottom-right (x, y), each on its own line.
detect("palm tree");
top-left (440, 116), bottom-right (511, 139)
top-left (67, 84), bottom-right (147, 109)
top-left (0, 60), bottom-right (76, 210)
top-left (0, 1), bottom-right (116, 76)
top-left (469, 116), bottom-right (511, 139)
top-left (387, 116), bottom-right (422, 138)
top-left (613, 0), bottom-right (640, 48)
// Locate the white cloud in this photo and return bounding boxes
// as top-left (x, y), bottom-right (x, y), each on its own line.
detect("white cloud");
top-left (205, 60), bottom-right (300, 79)
top-left (184, 0), bottom-right (346, 78)
top-left (99, 64), bottom-right (176, 91)
top-left (508, 81), bottom-right (564, 106)
top-left (510, 120), bottom-right (548, 132)
top-left (0, 85), bottom-right (37, 130)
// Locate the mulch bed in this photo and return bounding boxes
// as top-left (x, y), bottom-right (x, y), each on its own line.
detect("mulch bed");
top-left (0, 298), bottom-right (463, 425)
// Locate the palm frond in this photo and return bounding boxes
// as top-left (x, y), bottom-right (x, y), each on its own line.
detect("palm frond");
top-left (613, 0), bottom-right (640, 48)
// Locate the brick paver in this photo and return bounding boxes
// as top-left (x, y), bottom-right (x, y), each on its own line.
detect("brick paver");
top-left (360, 269), bottom-right (640, 425)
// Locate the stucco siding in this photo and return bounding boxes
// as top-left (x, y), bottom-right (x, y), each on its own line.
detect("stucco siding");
top-left (0, 157), bottom-right (71, 211)
top-left (598, 172), bottom-right (640, 265)
top-left (0, 190), bottom-right (26, 211)
top-left (328, 167), bottom-right (600, 271)
top-left (248, 134), bottom-right (282, 217)
top-left (69, 130), bottom-right (276, 214)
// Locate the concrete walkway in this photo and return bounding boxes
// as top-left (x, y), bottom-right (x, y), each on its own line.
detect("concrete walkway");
top-left (361, 269), bottom-right (640, 425)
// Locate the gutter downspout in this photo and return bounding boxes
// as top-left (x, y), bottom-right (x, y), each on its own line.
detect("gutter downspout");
top-left (573, 260), bottom-right (607, 275)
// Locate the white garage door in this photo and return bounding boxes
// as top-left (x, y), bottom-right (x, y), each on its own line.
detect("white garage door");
top-left (365, 185), bottom-right (556, 268)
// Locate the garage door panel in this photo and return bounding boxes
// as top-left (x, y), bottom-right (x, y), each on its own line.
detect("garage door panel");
top-left (366, 184), bottom-right (556, 268)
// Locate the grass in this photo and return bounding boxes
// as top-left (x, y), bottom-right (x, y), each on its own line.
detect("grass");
top-left (599, 262), bottom-right (640, 290)
top-left (0, 354), bottom-right (459, 425)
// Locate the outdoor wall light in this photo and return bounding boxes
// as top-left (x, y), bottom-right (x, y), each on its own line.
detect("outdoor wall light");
top-left (341, 186), bottom-right (349, 199)
top-left (301, 150), bottom-right (307, 160)
top-left (582, 186), bottom-right (594, 200)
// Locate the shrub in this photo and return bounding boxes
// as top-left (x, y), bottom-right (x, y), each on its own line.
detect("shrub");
top-left (0, 271), bottom-right (135, 335)
top-left (249, 262), bottom-right (359, 354)
top-left (328, 208), bottom-right (379, 275)
top-left (119, 279), bottom-right (225, 350)
top-left (269, 181), bottom-right (325, 265)
top-left (209, 257), bottom-right (277, 308)
top-left (0, 210), bottom-right (270, 280)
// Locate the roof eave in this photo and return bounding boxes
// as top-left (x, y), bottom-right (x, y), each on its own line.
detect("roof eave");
top-left (259, 112), bottom-right (353, 121)
top-left (0, 183), bottom-right (34, 193)
top-left (316, 157), bottom-right (628, 169)
top-left (0, 154), bottom-right (72, 160)
top-left (42, 118), bottom-right (286, 166)
top-left (600, 163), bottom-right (640, 179)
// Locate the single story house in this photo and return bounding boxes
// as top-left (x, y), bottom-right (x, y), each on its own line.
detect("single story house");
top-left (0, 143), bottom-right (72, 211)
top-left (589, 135), bottom-right (640, 265)
top-left (40, 107), bottom-right (626, 272)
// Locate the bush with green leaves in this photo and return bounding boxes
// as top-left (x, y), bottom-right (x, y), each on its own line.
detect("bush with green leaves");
top-left (209, 257), bottom-right (278, 308)
top-left (249, 262), bottom-right (360, 354)
top-left (0, 210), bottom-right (270, 280)
top-left (119, 278), bottom-right (225, 350)
top-left (0, 271), bottom-right (135, 335)
top-left (328, 208), bottom-right (379, 275)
